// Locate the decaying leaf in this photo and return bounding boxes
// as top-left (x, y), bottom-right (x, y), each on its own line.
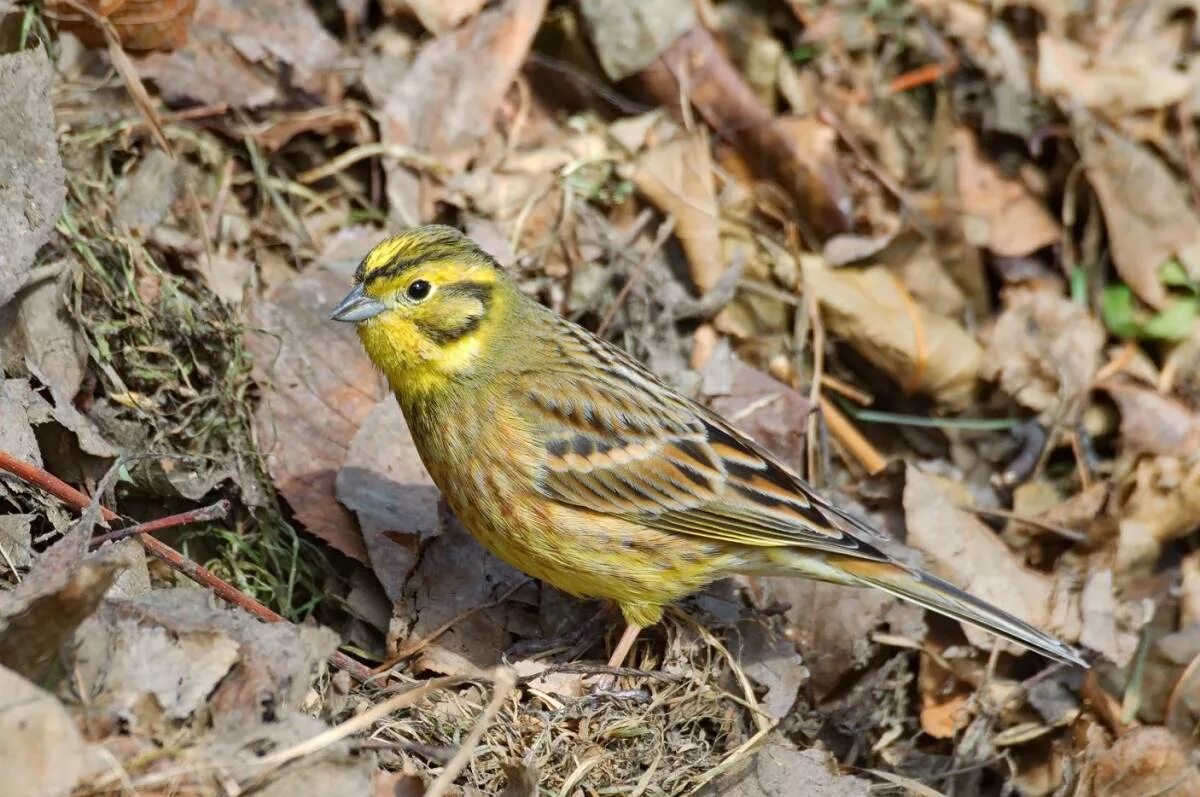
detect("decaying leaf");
top-left (0, 48), bottom-right (66, 308)
top-left (378, 0), bottom-right (548, 224)
top-left (903, 466), bottom-right (1079, 655)
top-left (1078, 569), bottom-right (1140, 668)
top-left (1038, 33), bottom-right (1190, 116)
top-left (804, 257), bottom-right (982, 408)
top-left (1115, 457), bottom-right (1200, 579)
top-left (734, 618), bottom-right (807, 721)
top-left (336, 397), bottom-right (441, 602)
top-left (0, 527), bottom-right (137, 680)
top-left (981, 287), bottom-right (1105, 423)
top-left (137, 0), bottom-right (344, 108)
top-left (403, 513), bottom-right (535, 674)
top-left (716, 744), bottom-right (870, 797)
top-left (1089, 727), bottom-right (1200, 797)
top-left (955, 128), bottom-right (1059, 257)
top-left (247, 267), bottom-right (385, 563)
top-left (1077, 125), bottom-right (1200, 309)
top-left (577, 0), bottom-right (695, 81)
top-left (1101, 380), bottom-right (1200, 457)
top-left (47, 0), bottom-right (199, 51)
top-left (632, 134), bottom-right (723, 293)
top-left (0, 266), bottom-right (87, 401)
top-left (399, 0), bottom-right (489, 34)
top-left (0, 665), bottom-right (99, 797)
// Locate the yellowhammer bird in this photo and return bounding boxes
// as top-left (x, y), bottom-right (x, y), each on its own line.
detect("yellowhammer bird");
top-left (331, 225), bottom-right (1087, 670)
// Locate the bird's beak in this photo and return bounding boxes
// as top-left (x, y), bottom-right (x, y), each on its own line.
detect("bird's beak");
top-left (329, 284), bottom-right (386, 323)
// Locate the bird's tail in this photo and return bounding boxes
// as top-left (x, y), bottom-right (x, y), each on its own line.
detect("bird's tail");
top-left (810, 555), bottom-right (1088, 668)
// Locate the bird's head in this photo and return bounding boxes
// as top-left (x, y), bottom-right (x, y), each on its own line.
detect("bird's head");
top-left (331, 225), bottom-right (509, 391)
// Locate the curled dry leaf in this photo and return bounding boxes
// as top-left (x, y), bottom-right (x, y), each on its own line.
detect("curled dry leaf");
top-left (246, 267), bottom-right (385, 563)
top-left (954, 128), bottom-right (1059, 257)
top-left (0, 666), bottom-right (99, 797)
top-left (336, 397), bottom-right (440, 603)
top-left (981, 287), bottom-right (1104, 423)
top-left (577, 0), bottom-right (695, 81)
top-left (137, 0), bottom-right (344, 108)
top-left (378, 0), bottom-right (549, 225)
top-left (1101, 380), bottom-right (1200, 457)
top-left (632, 134), bottom-right (723, 293)
top-left (0, 49), bottom-right (67, 308)
top-left (804, 257), bottom-right (982, 408)
top-left (1089, 727), bottom-right (1200, 797)
top-left (1077, 124), bottom-right (1200, 309)
top-left (903, 466), bottom-right (1079, 655)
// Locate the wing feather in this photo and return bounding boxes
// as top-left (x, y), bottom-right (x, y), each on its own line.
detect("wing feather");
top-left (519, 315), bottom-right (889, 562)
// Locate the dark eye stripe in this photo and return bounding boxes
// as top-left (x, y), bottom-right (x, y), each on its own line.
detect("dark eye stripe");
top-left (418, 280), bottom-right (494, 345)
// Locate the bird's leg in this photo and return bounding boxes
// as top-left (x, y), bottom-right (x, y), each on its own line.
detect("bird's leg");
top-left (607, 622), bottom-right (643, 669)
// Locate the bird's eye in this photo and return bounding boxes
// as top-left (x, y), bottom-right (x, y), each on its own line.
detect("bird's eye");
top-left (406, 280), bottom-right (432, 301)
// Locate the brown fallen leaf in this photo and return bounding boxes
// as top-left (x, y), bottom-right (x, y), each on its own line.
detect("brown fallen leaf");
top-left (715, 744), bottom-right (871, 797)
top-left (1077, 124), bottom-right (1200, 309)
top-left (0, 665), bottom-right (100, 797)
top-left (0, 266), bottom-right (88, 401)
top-left (0, 49), bottom-right (67, 308)
top-left (336, 397), bottom-right (440, 602)
top-left (955, 128), bottom-right (1059, 258)
top-left (981, 287), bottom-right (1104, 423)
top-left (804, 257), bottom-right (983, 408)
top-left (246, 266), bottom-right (386, 563)
top-left (637, 26), bottom-right (851, 238)
top-left (734, 618), bottom-right (808, 721)
top-left (1078, 569), bottom-right (1140, 668)
top-left (632, 134), bottom-right (723, 293)
top-left (0, 530), bottom-right (128, 680)
top-left (577, 0), bottom-right (695, 81)
top-left (1038, 33), bottom-right (1190, 117)
top-left (403, 512), bottom-right (535, 674)
top-left (919, 654), bottom-right (971, 739)
top-left (136, 0), bottom-right (344, 108)
top-left (378, 0), bottom-right (548, 225)
top-left (903, 466), bottom-right (1079, 655)
top-left (1115, 457), bottom-right (1200, 579)
top-left (1101, 380), bottom-right (1200, 458)
top-left (47, 0), bottom-right (198, 51)
top-left (1089, 727), bottom-right (1200, 797)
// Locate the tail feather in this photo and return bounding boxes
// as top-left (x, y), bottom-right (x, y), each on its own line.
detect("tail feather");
top-left (829, 556), bottom-right (1088, 668)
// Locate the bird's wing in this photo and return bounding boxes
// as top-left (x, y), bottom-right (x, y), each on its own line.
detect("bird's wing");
top-left (514, 315), bottom-right (890, 562)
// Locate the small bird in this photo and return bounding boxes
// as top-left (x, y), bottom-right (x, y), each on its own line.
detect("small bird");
top-left (331, 225), bottom-right (1087, 670)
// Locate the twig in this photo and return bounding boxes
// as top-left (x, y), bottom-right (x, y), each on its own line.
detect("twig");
top-left (597, 215), bottom-right (677, 337)
top-left (819, 395), bottom-right (887, 476)
top-left (887, 58), bottom-right (959, 94)
top-left (0, 450), bottom-right (372, 682)
top-left (88, 500), bottom-right (230, 547)
top-left (424, 668), bottom-right (515, 797)
top-left (962, 505), bottom-right (1086, 543)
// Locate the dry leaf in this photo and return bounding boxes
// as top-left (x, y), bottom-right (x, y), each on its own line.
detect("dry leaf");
top-left (378, 0), bottom-right (548, 225)
top-left (981, 287), bottom-right (1104, 422)
top-left (336, 397), bottom-right (440, 602)
top-left (577, 0), bottom-right (696, 81)
top-left (734, 618), bottom-right (807, 721)
top-left (919, 655), bottom-right (971, 739)
top-left (0, 49), bottom-right (66, 308)
top-left (716, 744), bottom-right (870, 797)
top-left (1101, 380), bottom-right (1200, 457)
top-left (955, 128), bottom-right (1059, 257)
top-left (0, 266), bottom-right (88, 401)
top-left (903, 466), bottom-right (1078, 655)
top-left (48, 0), bottom-right (198, 51)
top-left (0, 380), bottom-right (43, 467)
top-left (247, 267), bottom-right (385, 563)
top-left (0, 665), bottom-right (99, 797)
top-left (404, 513), bottom-right (534, 674)
top-left (1078, 569), bottom-right (1140, 668)
top-left (1090, 727), bottom-right (1200, 797)
top-left (1078, 125), bottom-right (1200, 309)
top-left (1038, 33), bottom-right (1190, 116)
top-left (804, 258), bottom-right (982, 408)
top-left (632, 134), bottom-right (723, 292)
top-left (137, 0), bottom-right (343, 108)
top-left (1115, 457), bottom-right (1200, 578)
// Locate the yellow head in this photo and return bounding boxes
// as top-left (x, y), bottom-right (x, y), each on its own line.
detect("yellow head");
top-left (330, 225), bottom-right (510, 393)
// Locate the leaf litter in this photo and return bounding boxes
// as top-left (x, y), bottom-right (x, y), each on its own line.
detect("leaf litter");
top-left (2, 0), bottom-right (1200, 794)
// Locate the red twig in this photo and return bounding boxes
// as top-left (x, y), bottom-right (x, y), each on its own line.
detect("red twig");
top-left (0, 450), bottom-right (373, 682)
top-left (88, 499), bottom-right (231, 547)
top-left (887, 58), bottom-right (959, 94)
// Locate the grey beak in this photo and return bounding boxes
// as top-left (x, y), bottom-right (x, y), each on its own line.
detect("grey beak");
top-left (330, 284), bottom-right (387, 323)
